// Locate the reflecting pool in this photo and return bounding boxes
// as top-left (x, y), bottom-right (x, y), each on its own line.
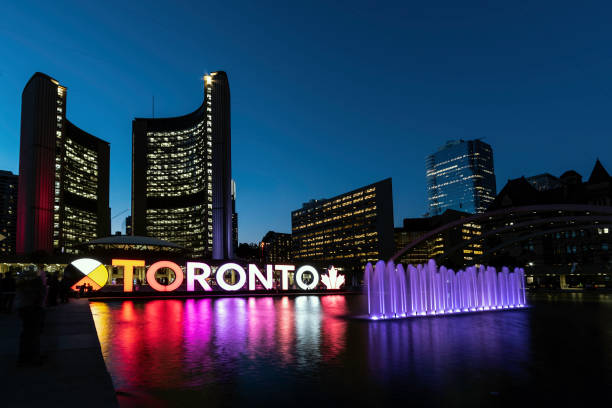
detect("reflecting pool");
top-left (90, 293), bottom-right (611, 407)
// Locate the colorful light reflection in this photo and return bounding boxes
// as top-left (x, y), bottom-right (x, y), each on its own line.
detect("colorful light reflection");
top-left (89, 295), bottom-right (348, 391)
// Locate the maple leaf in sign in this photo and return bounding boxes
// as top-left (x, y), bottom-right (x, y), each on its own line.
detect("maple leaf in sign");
top-left (321, 266), bottom-right (345, 290)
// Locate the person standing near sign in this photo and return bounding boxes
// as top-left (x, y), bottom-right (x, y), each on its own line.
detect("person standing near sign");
top-left (14, 268), bottom-right (47, 366)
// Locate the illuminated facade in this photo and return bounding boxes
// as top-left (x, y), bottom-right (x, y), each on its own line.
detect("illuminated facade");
top-left (0, 171), bottom-right (18, 255)
top-left (426, 139), bottom-right (496, 216)
top-left (261, 231), bottom-right (292, 263)
top-left (16, 73), bottom-right (110, 255)
top-left (291, 178), bottom-right (394, 268)
top-left (132, 71), bottom-right (232, 259)
top-left (394, 209), bottom-right (481, 268)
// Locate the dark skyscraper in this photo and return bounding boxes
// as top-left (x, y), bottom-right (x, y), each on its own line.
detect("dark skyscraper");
top-left (16, 73), bottom-right (110, 255)
top-left (132, 71), bottom-right (233, 259)
top-left (125, 215), bottom-right (132, 236)
top-left (0, 170), bottom-right (19, 255)
top-left (426, 139), bottom-right (496, 215)
top-left (292, 178), bottom-right (394, 268)
top-left (261, 231), bottom-right (292, 264)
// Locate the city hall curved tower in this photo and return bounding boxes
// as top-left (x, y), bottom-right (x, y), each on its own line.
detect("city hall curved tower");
top-left (132, 71), bottom-right (233, 259)
top-left (16, 72), bottom-right (110, 255)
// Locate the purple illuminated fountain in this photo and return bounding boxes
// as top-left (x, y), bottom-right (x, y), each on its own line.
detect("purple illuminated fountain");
top-left (365, 259), bottom-right (526, 320)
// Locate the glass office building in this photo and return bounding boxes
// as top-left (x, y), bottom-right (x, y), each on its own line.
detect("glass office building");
top-left (426, 139), bottom-right (496, 216)
top-left (132, 72), bottom-right (233, 259)
top-left (16, 73), bottom-right (110, 255)
top-left (292, 178), bottom-right (394, 268)
top-left (0, 170), bottom-right (18, 255)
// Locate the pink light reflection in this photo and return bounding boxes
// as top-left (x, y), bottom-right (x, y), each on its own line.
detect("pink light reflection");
top-left (183, 298), bottom-right (214, 380)
top-left (320, 295), bottom-right (348, 361)
top-left (247, 297), bottom-right (276, 359)
top-left (277, 296), bottom-right (295, 365)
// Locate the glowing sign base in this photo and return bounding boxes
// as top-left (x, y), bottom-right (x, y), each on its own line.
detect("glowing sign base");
top-left (356, 305), bottom-right (529, 321)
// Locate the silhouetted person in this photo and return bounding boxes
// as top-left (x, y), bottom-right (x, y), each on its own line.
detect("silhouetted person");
top-left (1, 273), bottom-right (17, 312)
top-left (78, 284), bottom-right (85, 298)
top-left (59, 278), bottom-right (70, 303)
top-left (84, 283), bottom-right (92, 296)
top-left (47, 274), bottom-right (59, 306)
top-left (15, 270), bottom-right (47, 366)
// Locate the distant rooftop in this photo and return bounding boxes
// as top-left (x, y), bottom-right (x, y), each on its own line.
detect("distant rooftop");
top-left (297, 178), bottom-right (392, 211)
top-left (436, 138), bottom-right (488, 152)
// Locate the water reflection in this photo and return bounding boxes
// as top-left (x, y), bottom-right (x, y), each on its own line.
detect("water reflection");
top-left (294, 296), bottom-right (321, 367)
top-left (90, 295), bottom-right (348, 391)
top-left (277, 296), bottom-right (294, 365)
top-left (246, 297), bottom-right (276, 360)
top-left (183, 298), bottom-right (213, 383)
top-left (367, 310), bottom-right (531, 385)
top-left (213, 297), bottom-right (248, 362)
top-left (88, 294), bottom-right (610, 407)
top-left (320, 296), bottom-right (348, 361)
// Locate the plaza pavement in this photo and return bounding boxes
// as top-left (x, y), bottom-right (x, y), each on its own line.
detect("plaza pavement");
top-left (0, 299), bottom-right (118, 408)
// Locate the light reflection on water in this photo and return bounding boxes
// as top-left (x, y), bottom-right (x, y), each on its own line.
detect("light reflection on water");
top-left (90, 294), bottom-right (611, 407)
top-left (367, 310), bottom-right (530, 385)
top-left (90, 295), bottom-right (348, 392)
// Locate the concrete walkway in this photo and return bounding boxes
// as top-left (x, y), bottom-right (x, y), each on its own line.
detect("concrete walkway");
top-left (0, 299), bottom-right (118, 408)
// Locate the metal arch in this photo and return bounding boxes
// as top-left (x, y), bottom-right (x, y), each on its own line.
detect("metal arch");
top-left (434, 215), bottom-right (612, 264)
top-left (470, 223), bottom-right (612, 263)
top-left (390, 204), bottom-right (612, 262)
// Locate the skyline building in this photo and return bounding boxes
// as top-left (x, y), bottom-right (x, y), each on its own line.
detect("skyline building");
top-left (426, 139), bottom-right (496, 216)
top-left (124, 215), bottom-right (132, 236)
top-left (394, 209), bottom-right (482, 268)
top-left (0, 170), bottom-right (19, 255)
top-left (260, 231), bottom-right (292, 264)
top-left (16, 72), bottom-right (110, 255)
top-left (526, 173), bottom-right (562, 192)
top-left (485, 160), bottom-right (612, 286)
top-left (131, 71), bottom-right (233, 259)
top-left (291, 178), bottom-right (394, 271)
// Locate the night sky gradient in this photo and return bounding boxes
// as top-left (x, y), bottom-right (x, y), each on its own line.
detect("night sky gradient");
top-left (1, 0), bottom-right (611, 243)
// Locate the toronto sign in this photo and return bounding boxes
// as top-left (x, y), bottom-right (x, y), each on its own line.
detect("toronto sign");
top-left (70, 258), bottom-right (346, 293)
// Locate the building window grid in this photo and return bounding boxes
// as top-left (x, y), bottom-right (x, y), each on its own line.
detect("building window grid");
top-left (292, 187), bottom-right (381, 264)
top-left (63, 139), bottom-right (98, 200)
top-left (53, 87), bottom-right (65, 246)
top-left (139, 81), bottom-right (217, 256)
top-left (61, 205), bottom-right (98, 253)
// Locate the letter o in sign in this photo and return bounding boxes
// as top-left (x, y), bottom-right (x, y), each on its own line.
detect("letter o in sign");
top-left (216, 263), bottom-right (247, 291)
top-left (146, 261), bottom-right (184, 292)
top-left (295, 265), bottom-right (320, 290)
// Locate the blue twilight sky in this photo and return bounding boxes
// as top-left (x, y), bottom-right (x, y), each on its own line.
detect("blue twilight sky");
top-left (1, 0), bottom-right (611, 243)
